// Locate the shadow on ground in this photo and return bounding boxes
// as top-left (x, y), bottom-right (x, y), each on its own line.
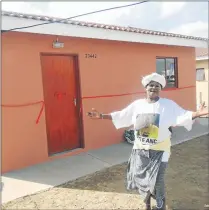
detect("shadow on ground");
top-left (59, 135), bottom-right (209, 210)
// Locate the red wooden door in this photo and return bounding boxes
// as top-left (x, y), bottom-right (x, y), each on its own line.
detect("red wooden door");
top-left (41, 55), bottom-right (81, 155)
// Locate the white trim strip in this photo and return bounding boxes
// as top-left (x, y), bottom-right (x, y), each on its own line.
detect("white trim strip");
top-left (2, 16), bottom-right (208, 48)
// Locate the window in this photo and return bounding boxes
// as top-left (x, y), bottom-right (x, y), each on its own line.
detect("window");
top-left (156, 57), bottom-right (177, 88)
top-left (196, 68), bottom-right (205, 81)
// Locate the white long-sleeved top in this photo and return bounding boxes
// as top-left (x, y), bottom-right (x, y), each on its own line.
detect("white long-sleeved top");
top-left (111, 98), bottom-right (194, 162)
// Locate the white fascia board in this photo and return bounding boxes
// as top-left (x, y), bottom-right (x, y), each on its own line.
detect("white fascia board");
top-left (2, 16), bottom-right (208, 48)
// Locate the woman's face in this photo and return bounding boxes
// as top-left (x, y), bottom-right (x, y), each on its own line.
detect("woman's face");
top-left (146, 81), bottom-right (162, 99)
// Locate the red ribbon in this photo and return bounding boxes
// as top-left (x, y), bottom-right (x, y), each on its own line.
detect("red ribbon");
top-left (1, 85), bottom-right (195, 124)
top-left (2, 101), bottom-right (44, 124)
top-left (82, 86), bottom-right (195, 99)
top-left (35, 101), bottom-right (45, 124)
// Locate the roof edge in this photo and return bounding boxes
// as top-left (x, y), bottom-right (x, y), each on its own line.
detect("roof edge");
top-left (2, 11), bottom-right (208, 48)
top-left (2, 10), bottom-right (208, 42)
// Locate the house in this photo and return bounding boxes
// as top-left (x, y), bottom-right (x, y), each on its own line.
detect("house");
top-left (2, 11), bottom-right (207, 173)
top-left (195, 48), bottom-right (208, 108)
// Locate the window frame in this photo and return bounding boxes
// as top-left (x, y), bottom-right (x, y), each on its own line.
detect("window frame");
top-left (196, 68), bottom-right (205, 81)
top-left (156, 56), bottom-right (178, 88)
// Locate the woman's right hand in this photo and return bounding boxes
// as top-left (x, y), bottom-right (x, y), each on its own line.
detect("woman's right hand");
top-left (87, 108), bottom-right (101, 119)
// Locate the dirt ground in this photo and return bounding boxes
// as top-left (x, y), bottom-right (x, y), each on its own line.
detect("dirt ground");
top-left (2, 135), bottom-right (209, 210)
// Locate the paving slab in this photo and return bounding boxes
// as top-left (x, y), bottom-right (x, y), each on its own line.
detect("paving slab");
top-left (2, 153), bottom-right (110, 203)
top-left (88, 142), bottom-right (132, 166)
top-left (171, 118), bottom-right (208, 145)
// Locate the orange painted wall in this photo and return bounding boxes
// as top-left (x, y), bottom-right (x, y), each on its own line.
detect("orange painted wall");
top-left (2, 32), bottom-right (196, 173)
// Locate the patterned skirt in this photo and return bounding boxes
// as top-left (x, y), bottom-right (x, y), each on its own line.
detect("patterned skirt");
top-left (126, 149), bottom-right (167, 207)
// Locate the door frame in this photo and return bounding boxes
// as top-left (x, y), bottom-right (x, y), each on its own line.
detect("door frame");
top-left (40, 53), bottom-right (85, 155)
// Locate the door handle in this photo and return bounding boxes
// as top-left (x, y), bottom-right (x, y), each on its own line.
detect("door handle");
top-left (73, 98), bottom-right (77, 106)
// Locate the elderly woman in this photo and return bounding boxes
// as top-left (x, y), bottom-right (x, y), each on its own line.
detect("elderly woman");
top-left (87, 73), bottom-right (208, 210)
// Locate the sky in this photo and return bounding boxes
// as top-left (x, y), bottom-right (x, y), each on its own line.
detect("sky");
top-left (2, 1), bottom-right (208, 38)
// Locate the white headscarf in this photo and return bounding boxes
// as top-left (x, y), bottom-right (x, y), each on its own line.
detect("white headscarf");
top-left (142, 73), bottom-right (166, 88)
